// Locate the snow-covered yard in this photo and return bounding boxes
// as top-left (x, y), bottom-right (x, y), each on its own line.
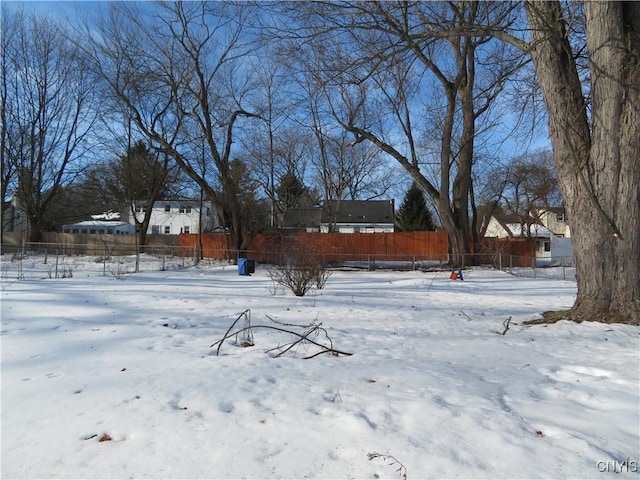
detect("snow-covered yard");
top-left (1, 258), bottom-right (638, 479)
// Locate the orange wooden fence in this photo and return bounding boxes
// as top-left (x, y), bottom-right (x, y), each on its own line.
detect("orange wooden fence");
top-left (177, 231), bottom-right (535, 267)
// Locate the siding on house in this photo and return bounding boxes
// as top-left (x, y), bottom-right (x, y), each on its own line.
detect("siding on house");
top-left (2, 198), bottom-right (28, 233)
top-left (483, 216), bottom-right (573, 261)
top-left (536, 208), bottom-right (571, 238)
top-left (131, 200), bottom-right (217, 235)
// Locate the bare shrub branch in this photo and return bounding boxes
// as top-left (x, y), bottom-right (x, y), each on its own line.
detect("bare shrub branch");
top-left (268, 239), bottom-right (331, 296)
top-left (211, 311), bottom-right (352, 359)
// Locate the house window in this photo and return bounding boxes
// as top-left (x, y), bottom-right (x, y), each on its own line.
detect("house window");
top-left (89, 229), bottom-right (96, 234)
top-left (180, 205), bottom-right (192, 213)
top-left (164, 226), bottom-right (171, 234)
top-left (544, 241), bottom-right (551, 252)
top-left (165, 204), bottom-right (171, 212)
top-left (183, 226), bottom-right (190, 234)
top-left (557, 212), bottom-right (566, 222)
top-left (152, 225), bottom-right (160, 234)
top-left (72, 229), bottom-right (79, 234)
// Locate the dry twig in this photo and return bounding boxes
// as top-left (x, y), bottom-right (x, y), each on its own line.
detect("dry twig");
top-left (368, 452), bottom-right (408, 480)
top-left (501, 316), bottom-right (512, 335)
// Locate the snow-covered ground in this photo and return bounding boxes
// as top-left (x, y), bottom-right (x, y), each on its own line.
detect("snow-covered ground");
top-left (1, 257), bottom-right (638, 479)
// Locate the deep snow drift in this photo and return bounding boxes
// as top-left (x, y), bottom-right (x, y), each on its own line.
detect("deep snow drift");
top-left (1, 258), bottom-right (638, 479)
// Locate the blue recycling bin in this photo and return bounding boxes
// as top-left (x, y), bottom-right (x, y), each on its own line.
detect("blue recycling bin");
top-left (238, 257), bottom-right (248, 275)
top-left (238, 257), bottom-right (255, 275)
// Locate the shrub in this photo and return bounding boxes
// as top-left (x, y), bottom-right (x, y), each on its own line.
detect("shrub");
top-left (268, 239), bottom-right (331, 296)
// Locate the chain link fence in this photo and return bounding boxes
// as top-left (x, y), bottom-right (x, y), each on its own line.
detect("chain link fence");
top-left (0, 243), bottom-right (205, 281)
top-left (1, 242), bottom-right (575, 282)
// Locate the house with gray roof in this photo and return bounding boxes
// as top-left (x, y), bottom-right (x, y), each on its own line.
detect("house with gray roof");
top-left (283, 200), bottom-right (395, 233)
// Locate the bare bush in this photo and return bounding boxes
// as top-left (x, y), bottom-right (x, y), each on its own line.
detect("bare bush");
top-left (268, 240), bottom-right (331, 296)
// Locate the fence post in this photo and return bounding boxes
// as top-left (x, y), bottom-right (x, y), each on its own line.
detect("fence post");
top-left (55, 251), bottom-right (59, 279)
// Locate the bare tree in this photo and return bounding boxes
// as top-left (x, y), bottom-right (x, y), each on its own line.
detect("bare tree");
top-left (314, 132), bottom-right (400, 202)
top-left (278, 2), bottom-right (526, 266)
top-left (281, 55), bottom-right (403, 230)
top-left (81, 1), bottom-right (262, 257)
top-left (521, 2), bottom-right (640, 323)
top-left (114, 142), bottom-right (178, 249)
top-left (1, 7), bottom-right (98, 242)
top-left (463, 1), bottom-right (639, 322)
top-left (481, 150), bottom-right (561, 237)
top-left (238, 57), bottom-right (315, 227)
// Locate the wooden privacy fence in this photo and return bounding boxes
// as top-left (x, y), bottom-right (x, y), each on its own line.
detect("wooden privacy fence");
top-left (177, 231), bottom-right (448, 262)
top-left (3, 230), bottom-right (535, 267)
top-left (177, 231), bottom-right (536, 267)
top-left (2, 231), bottom-right (536, 268)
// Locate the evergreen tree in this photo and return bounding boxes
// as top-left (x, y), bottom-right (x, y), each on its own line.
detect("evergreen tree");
top-left (276, 172), bottom-right (308, 211)
top-left (396, 183), bottom-right (436, 232)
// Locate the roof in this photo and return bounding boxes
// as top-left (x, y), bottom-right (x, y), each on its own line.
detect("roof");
top-left (63, 220), bottom-right (132, 228)
top-left (502, 222), bottom-right (555, 238)
top-left (535, 206), bottom-right (565, 214)
top-left (283, 208), bottom-right (323, 228)
top-left (321, 200), bottom-right (395, 224)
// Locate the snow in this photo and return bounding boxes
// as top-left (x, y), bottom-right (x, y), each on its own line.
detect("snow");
top-left (1, 257), bottom-right (638, 479)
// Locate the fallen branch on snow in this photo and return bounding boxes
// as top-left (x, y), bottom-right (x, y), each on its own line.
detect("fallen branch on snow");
top-left (368, 452), bottom-right (408, 480)
top-left (210, 309), bottom-right (353, 359)
top-left (501, 316), bottom-right (512, 335)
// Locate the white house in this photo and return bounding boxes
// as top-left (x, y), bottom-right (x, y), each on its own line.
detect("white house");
top-left (131, 200), bottom-right (217, 235)
top-left (2, 198), bottom-right (28, 233)
top-left (483, 216), bottom-right (573, 262)
top-left (534, 207), bottom-right (571, 238)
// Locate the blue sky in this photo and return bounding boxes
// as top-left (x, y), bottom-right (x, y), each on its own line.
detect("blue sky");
top-left (4, 0), bottom-right (552, 209)
top-left (3, 1), bottom-right (106, 21)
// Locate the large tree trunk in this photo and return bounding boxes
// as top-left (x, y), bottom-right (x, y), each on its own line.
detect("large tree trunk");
top-left (526, 1), bottom-right (640, 324)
